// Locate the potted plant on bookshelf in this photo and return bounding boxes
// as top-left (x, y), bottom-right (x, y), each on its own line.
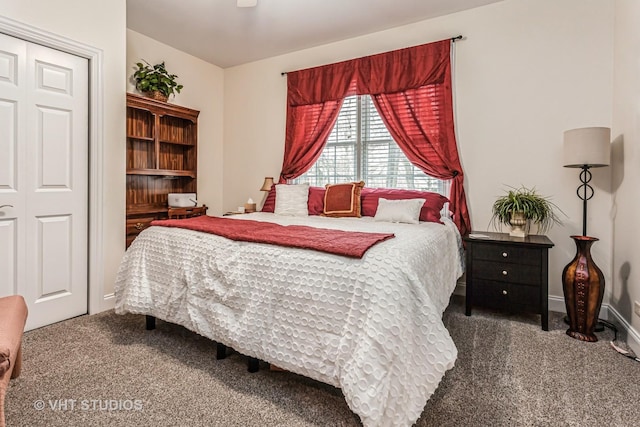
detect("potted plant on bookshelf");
top-left (490, 185), bottom-right (563, 237)
top-left (132, 60), bottom-right (183, 102)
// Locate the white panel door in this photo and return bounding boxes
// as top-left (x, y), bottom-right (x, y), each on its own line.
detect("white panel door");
top-left (0, 33), bottom-right (25, 300)
top-left (0, 33), bottom-right (88, 330)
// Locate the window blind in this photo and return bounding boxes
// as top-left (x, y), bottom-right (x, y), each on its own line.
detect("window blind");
top-left (297, 95), bottom-right (446, 195)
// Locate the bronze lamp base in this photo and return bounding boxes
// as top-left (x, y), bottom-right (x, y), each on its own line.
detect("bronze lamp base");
top-left (562, 235), bottom-right (605, 342)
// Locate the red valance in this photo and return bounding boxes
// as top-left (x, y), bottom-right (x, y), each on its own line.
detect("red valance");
top-left (360, 41), bottom-right (450, 95)
top-left (287, 59), bottom-right (357, 105)
top-left (287, 40), bottom-right (450, 105)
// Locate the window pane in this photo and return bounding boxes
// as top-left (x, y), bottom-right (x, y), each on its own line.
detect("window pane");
top-left (296, 95), bottom-right (446, 196)
top-left (361, 96), bottom-right (444, 193)
top-left (296, 96), bottom-right (357, 186)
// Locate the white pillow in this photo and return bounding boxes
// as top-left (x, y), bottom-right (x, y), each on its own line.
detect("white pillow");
top-left (374, 198), bottom-right (426, 224)
top-left (274, 183), bottom-right (309, 216)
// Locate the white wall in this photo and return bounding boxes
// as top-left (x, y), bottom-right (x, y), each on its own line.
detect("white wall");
top-left (126, 30), bottom-right (225, 216)
top-left (612, 0), bottom-right (640, 351)
top-left (0, 0), bottom-right (126, 308)
top-left (223, 0), bottom-right (614, 305)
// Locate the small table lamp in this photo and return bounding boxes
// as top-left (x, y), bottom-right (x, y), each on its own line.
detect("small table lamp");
top-left (260, 177), bottom-right (274, 192)
top-left (562, 126), bottom-right (610, 342)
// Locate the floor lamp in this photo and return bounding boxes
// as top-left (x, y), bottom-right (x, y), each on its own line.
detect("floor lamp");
top-left (561, 127), bottom-right (610, 342)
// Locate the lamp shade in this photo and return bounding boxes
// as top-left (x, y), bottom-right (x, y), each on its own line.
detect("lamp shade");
top-left (260, 177), bottom-right (274, 192)
top-left (563, 127), bottom-right (611, 168)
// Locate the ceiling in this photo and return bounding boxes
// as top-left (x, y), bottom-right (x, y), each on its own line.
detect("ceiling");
top-left (127, 0), bottom-right (503, 69)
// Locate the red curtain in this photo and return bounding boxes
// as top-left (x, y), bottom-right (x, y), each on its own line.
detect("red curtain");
top-left (280, 99), bottom-right (343, 183)
top-left (367, 41), bottom-right (471, 235)
top-left (280, 60), bottom-right (357, 183)
top-left (280, 39), bottom-right (471, 235)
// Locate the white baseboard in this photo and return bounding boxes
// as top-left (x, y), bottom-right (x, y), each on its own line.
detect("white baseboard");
top-left (454, 282), bottom-right (612, 319)
top-left (547, 295), bottom-right (610, 319)
top-left (453, 282), bottom-right (466, 296)
top-left (607, 304), bottom-right (640, 356)
top-left (455, 281), bottom-right (639, 354)
top-left (547, 295), bottom-right (565, 315)
top-left (535, 296), bottom-right (640, 355)
top-left (89, 293), bottom-right (115, 315)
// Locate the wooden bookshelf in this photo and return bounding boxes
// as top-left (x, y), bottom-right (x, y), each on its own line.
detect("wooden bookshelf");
top-left (126, 93), bottom-right (201, 247)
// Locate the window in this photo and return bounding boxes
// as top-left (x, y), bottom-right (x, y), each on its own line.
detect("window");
top-left (295, 95), bottom-right (447, 195)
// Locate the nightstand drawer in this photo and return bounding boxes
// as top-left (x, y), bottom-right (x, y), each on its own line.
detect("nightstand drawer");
top-left (509, 284), bottom-right (541, 313)
top-left (473, 280), bottom-right (541, 313)
top-left (472, 280), bottom-right (508, 311)
top-left (472, 260), bottom-right (541, 285)
top-left (472, 243), bottom-right (541, 266)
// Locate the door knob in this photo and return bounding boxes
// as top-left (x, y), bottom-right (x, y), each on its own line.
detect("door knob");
top-left (0, 204), bottom-right (13, 209)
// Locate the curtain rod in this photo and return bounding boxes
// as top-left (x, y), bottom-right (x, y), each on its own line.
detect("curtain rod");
top-left (280, 35), bottom-right (463, 76)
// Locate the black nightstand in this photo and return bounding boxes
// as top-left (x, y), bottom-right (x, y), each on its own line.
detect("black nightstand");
top-left (463, 231), bottom-right (554, 330)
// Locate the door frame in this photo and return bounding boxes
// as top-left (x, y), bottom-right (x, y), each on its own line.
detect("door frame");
top-left (0, 16), bottom-right (107, 315)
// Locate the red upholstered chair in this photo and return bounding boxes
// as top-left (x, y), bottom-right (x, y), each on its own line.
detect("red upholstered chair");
top-left (0, 295), bottom-right (28, 427)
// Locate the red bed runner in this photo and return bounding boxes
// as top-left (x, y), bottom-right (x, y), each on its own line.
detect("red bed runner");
top-left (150, 216), bottom-right (394, 258)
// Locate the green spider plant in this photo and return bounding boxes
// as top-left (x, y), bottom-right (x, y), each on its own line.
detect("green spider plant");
top-left (490, 186), bottom-right (564, 234)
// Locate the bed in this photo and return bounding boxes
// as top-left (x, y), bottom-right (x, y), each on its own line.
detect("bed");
top-left (114, 211), bottom-right (463, 427)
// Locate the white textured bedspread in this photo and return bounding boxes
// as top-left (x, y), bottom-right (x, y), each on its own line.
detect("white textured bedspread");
top-left (114, 213), bottom-right (463, 427)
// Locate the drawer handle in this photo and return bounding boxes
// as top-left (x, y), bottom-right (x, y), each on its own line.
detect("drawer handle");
top-left (502, 290), bottom-right (508, 295)
top-left (502, 270), bottom-right (508, 276)
top-left (135, 222), bottom-right (144, 230)
top-left (502, 252), bottom-right (508, 258)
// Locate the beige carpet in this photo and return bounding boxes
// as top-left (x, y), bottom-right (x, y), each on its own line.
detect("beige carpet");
top-left (5, 297), bottom-right (640, 427)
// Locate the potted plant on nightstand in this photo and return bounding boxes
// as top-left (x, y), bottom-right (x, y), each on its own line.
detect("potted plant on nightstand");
top-left (490, 186), bottom-right (563, 237)
top-left (132, 60), bottom-right (183, 102)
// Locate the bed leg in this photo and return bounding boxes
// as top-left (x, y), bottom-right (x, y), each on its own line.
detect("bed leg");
top-left (145, 315), bottom-right (156, 330)
top-left (216, 343), bottom-right (227, 360)
top-left (248, 357), bottom-right (260, 373)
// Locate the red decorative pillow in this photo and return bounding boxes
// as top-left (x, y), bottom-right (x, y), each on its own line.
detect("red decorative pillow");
top-left (323, 181), bottom-right (365, 218)
top-left (307, 187), bottom-right (326, 215)
top-left (261, 185), bottom-right (326, 215)
top-left (360, 187), bottom-right (449, 224)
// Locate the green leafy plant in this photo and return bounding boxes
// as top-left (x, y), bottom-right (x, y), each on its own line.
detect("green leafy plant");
top-left (132, 60), bottom-right (183, 99)
top-left (490, 186), bottom-right (563, 234)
